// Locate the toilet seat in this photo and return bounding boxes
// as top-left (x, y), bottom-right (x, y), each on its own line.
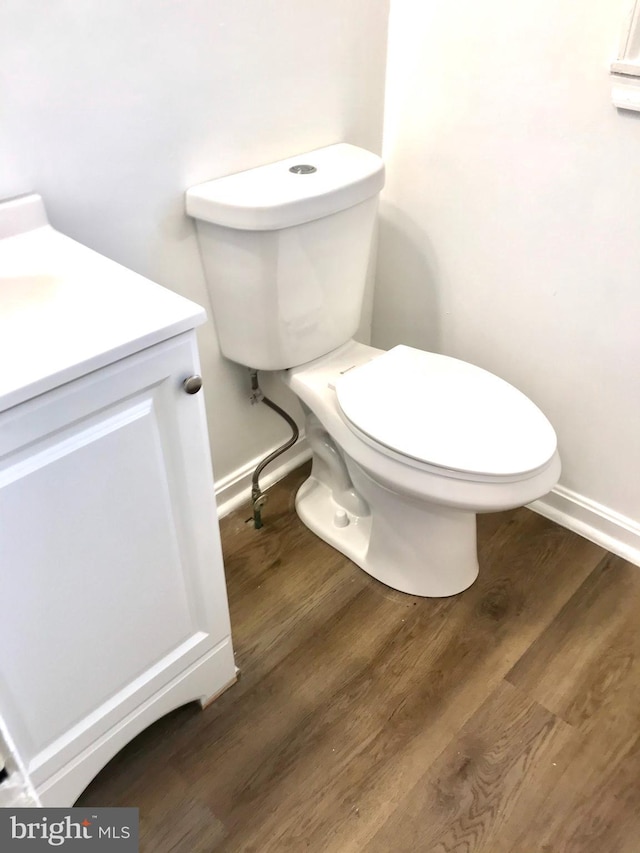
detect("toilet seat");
top-left (335, 345), bottom-right (557, 478)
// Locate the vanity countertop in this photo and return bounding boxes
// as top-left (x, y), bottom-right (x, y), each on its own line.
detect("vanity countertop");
top-left (0, 194), bottom-right (205, 413)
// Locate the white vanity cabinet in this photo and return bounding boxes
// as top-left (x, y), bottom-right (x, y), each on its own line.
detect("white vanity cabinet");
top-left (0, 195), bottom-right (236, 806)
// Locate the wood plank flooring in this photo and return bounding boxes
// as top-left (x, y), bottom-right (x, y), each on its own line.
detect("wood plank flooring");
top-left (78, 463), bottom-right (640, 852)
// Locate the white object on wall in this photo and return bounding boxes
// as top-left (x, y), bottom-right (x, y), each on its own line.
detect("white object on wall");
top-left (611, 0), bottom-right (640, 109)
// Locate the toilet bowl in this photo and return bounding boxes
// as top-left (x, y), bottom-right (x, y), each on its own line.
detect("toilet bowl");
top-left (186, 142), bottom-right (561, 597)
top-left (283, 340), bottom-right (560, 596)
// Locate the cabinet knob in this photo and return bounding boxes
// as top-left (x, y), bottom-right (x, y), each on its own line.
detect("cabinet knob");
top-left (183, 374), bottom-right (203, 395)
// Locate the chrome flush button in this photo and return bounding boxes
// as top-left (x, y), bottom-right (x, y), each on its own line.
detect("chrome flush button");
top-left (289, 164), bottom-right (317, 174)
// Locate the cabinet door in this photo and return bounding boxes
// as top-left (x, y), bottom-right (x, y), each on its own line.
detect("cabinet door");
top-left (0, 333), bottom-right (233, 788)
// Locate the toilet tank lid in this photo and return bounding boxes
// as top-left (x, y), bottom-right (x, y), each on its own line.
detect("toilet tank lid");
top-left (185, 143), bottom-right (385, 231)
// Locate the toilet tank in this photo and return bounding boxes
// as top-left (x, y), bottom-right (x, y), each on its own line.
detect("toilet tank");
top-left (186, 143), bottom-right (385, 370)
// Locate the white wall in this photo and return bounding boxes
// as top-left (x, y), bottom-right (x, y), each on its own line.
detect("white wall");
top-left (377, 0), bottom-right (640, 558)
top-left (0, 0), bottom-right (389, 493)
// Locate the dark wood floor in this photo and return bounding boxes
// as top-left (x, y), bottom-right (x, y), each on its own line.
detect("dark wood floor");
top-left (78, 463), bottom-right (640, 852)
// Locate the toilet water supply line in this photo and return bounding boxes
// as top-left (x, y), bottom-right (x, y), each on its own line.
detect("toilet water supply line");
top-left (249, 369), bottom-right (299, 529)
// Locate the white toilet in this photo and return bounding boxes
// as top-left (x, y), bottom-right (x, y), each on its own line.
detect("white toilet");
top-left (187, 143), bottom-right (560, 597)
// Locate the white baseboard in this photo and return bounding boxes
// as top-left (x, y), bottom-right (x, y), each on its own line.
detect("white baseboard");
top-left (215, 437), bottom-right (311, 519)
top-left (529, 485), bottom-right (640, 568)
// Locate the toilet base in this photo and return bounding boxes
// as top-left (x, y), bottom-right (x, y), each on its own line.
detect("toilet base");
top-left (295, 470), bottom-right (479, 597)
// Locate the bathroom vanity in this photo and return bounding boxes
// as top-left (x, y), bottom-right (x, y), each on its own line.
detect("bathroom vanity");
top-left (0, 195), bottom-right (236, 806)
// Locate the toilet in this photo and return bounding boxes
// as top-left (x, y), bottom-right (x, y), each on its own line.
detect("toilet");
top-left (186, 143), bottom-right (560, 597)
